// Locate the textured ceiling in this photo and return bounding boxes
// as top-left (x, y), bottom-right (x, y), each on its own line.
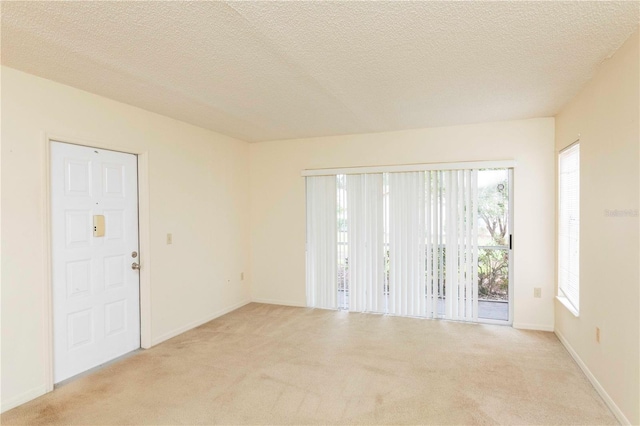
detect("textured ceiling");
top-left (2, 1), bottom-right (638, 142)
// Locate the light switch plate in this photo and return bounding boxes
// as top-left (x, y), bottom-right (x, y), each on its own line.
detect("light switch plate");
top-left (167, 233), bottom-right (172, 244)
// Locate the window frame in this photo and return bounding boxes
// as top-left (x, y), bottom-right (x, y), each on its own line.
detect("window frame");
top-left (557, 141), bottom-right (580, 316)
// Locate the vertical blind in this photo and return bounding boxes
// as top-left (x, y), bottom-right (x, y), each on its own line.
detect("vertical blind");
top-left (388, 172), bottom-right (426, 317)
top-left (437, 170), bottom-right (479, 321)
top-left (306, 168), bottom-right (480, 321)
top-left (345, 174), bottom-right (385, 313)
top-left (305, 176), bottom-right (337, 309)
top-left (558, 143), bottom-right (580, 311)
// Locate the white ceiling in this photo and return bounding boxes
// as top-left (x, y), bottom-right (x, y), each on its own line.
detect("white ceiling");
top-left (2, 2), bottom-right (638, 142)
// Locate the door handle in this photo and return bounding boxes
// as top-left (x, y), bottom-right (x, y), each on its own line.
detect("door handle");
top-left (131, 262), bottom-right (141, 271)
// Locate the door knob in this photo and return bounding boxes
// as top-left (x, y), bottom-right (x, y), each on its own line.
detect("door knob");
top-left (131, 262), bottom-right (141, 271)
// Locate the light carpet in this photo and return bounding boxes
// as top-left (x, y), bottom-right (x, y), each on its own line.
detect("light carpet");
top-left (2, 303), bottom-right (616, 425)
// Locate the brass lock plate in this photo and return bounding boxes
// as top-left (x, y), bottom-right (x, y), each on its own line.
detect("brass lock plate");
top-left (93, 215), bottom-right (105, 237)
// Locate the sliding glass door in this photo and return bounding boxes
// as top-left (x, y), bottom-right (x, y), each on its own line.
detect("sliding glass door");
top-left (306, 167), bottom-right (513, 324)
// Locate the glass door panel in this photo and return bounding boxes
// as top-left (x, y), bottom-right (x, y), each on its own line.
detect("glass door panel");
top-left (477, 169), bottom-right (511, 322)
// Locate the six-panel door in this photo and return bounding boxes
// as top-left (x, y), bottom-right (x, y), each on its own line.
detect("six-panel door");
top-left (51, 142), bottom-right (140, 383)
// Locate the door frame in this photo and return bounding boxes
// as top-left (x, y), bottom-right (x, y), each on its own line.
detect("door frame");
top-left (41, 133), bottom-right (152, 393)
top-left (508, 168), bottom-right (514, 325)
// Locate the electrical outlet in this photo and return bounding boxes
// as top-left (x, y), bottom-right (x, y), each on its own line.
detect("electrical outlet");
top-left (533, 288), bottom-right (542, 298)
top-left (240, 272), bottom-right (244, 281)
top-left (166, 233), bottom-right (173, 245)
top-left (596, 327), bottom-right (600, 343)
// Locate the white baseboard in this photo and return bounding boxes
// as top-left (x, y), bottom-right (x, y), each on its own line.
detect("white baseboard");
top-left (151, 299), bottom-right (251, 346)
top-left (1, 384), bottom-right (48, 413)
top-left (555, 329), bottom-right (630, 425)
top-left (512, 322), bottom-right (554, 331)
top-left (251, 298), bottom-right (306, 308)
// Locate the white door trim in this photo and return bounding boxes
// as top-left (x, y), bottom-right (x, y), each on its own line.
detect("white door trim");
top-left (41, 132), bottom-right (152, 393)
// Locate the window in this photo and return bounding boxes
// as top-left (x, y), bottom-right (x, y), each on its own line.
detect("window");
top-left (558, 143), bottom-right (580, 314)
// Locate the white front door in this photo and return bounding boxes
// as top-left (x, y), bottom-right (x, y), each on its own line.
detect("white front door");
top-left (51, 141), bottom-right (140, 383)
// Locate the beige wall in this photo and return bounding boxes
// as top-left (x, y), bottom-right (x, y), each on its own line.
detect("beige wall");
top-left (1, 67), bottom-right (251, 411)
top-left (555, 30), bottom-right (639, 425)
top-left (249, 118), bottom-right (556, 330)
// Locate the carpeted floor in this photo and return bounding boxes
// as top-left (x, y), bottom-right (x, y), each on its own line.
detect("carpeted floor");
top-left (2, 303), bottom-right (616, 425)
